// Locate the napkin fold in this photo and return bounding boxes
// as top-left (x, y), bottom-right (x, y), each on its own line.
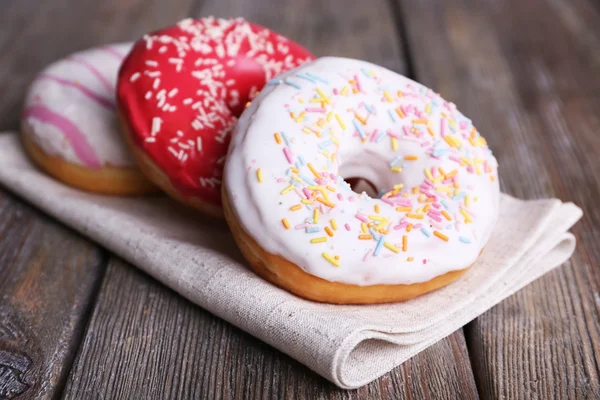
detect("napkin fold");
top-left (0, 133), bottom-right (582, 389)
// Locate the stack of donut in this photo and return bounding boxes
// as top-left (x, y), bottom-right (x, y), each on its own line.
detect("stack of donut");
top-left (22, 17), bottom-right (499, 304)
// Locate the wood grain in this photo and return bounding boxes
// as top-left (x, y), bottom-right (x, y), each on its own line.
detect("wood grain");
top-left (198, 0), bottom-right (407, 73)
top-left (397, 0), bottom-right (600, 397)
top-left (3, 0), bottom-right (598, 397)
top-left (0, 0), bottom-right (196, 132)
top-left (61, 0), bottom-right (478, 397)
top-left (0, 0), bottom-right (198, 398)
top-left (63, 258), bottom-right (478, 399)
top-left (0, 190), bottom-right (105, 399)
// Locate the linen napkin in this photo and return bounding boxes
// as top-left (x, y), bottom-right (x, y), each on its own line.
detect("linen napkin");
top-left (0, 132), bottom-right (582, 389)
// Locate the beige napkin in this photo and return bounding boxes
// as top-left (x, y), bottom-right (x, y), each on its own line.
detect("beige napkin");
top-left (0, 132), bottom-right (582, 389)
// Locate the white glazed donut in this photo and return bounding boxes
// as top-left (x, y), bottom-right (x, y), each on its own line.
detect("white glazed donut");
top-left (223, 57), bottom-right (500, 304)
top-left (21, 44), bottom-right (155, 195)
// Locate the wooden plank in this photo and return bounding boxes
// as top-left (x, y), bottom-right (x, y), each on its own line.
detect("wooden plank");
top-left (0, 190), bottom-right (105, 399)
top-left (0, 0), bottom-right (196, 132)
top-left (198, 0), bottom-right (408, 72)
top-left (63, 259), bottom-right (478, 399)
top-left (0, 0), bottom-right (199, 397)
top-left (63, 0), bottom-right (479, 397)
top-left (397, 0), bottom-right (600, 397)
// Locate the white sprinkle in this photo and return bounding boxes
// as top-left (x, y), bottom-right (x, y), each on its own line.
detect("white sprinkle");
top-left (197, 137), bottom-right (202, 152)
top-left (143, 35), bottom-right (153, 49)
top-left (183, 98), bottom-right (193, 105)
top-left (162, 104), bottom-right (170, 111)
top-left (178, 142), bottom-right (190, 149)
top-left (130, 72), bottom-right (141, 82)
top-left (169, 106), bottom-right (177, 112)
top-left (145, 91), bottom-right (152, 100)
top-left (176, 130), bottom-right (184, 137)
top-left (168, 58), bottom-right (183, 72)
top-left (145, 71), bottom-right (161, 77)
top-left (153, 78), bottom-right (160, 90)
top-left (168, 88), bottom-right (178, 98)
top-left (145, 137), bottom-right (156, 143)
top-left (168, 147), bottom-right (178, 158)
top-left (146, 60), bottom-right (158, 67)
top-left (159, 46), bottom-right (168, 54)
top-left (156, 89), bottom-right (166, 99)
top-left (151, 117), bottom-right (162, 136)
top-left (192, 120), bottom-right (202, 130)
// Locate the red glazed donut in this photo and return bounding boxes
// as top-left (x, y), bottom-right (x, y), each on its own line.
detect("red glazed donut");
top-left (117, 17), bottom-right (314, 216)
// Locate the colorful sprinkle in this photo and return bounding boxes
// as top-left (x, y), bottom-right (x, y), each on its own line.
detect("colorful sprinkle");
top-left (433, 230), bottom-right (449, 241)
top-left (306, 72), bottom-right (329, 83)
top-left (384, 242), bottom-right (401, 253)
top-left (283, 147), bottom-right (294, 164)
top-left (284, 79), bottom-right (302, 89)
top-left (281, 185), bottom-right (294, 195)
top-left (322, 252), bottom-right (340, 266)
top-left (374, 235), bottom-right (385, 256)
top-left (307, 163), bottom-right (321, 178)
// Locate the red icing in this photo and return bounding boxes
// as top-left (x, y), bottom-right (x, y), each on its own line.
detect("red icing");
top-left (117, 17), bottom-right (315, 206)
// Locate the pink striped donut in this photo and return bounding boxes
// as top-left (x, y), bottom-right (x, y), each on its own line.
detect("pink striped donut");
top-left (21, 44), bottom-right (156, 195)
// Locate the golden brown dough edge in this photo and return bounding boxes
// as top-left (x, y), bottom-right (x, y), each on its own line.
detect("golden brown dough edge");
top-left (21, 126), bottom-right (157, 196)
top-left (222, 184), bottom-right (474, 304)
top-left (118, 112), bottom-right (224, 218)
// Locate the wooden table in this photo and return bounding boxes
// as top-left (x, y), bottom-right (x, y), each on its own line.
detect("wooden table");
top-left (1, 0), bottom-right (599, 398)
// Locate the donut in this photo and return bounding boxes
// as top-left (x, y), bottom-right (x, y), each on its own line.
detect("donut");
top-left (117, 17), bottom-right (315, 217)
top-left (223, 57), bottom-right (500, 304)
top-left (21, 44), bottom-right (156, 195)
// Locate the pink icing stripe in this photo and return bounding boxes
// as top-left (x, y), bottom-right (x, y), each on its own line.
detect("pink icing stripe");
top-left (67, 56), bottom-right (114, 92)
top-left (23, 105), bottom-right (101, 169)
top-left (101, 46), bottom-right (126, 61)
top-left (37, 74), bottom-right (115, 110)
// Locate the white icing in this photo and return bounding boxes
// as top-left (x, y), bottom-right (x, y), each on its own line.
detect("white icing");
top-left (23, 43), bottom-right (135, 167)
top-left (225, 57), bottom-right (500, 286)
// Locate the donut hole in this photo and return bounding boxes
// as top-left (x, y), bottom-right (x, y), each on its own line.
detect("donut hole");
top-left (338, 154), bottom-right (399, 199)
top-left (345, 178), bottom-right (379, 198)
